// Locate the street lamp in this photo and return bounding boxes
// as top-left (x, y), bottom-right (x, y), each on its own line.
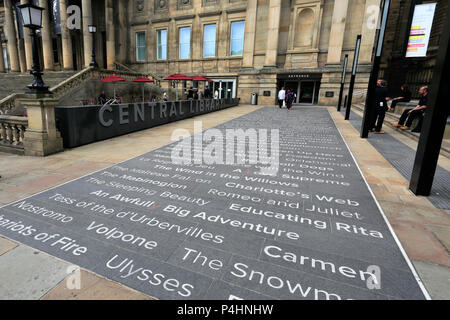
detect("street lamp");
top-left (18, 3), bottom-right (50, 94)
top-left (89, 25), bottom-right (98, 68)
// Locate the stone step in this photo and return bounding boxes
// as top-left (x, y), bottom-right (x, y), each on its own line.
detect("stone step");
top-left (352, 103), bottom-right (450, 157)
top-left (0, 71), bottom-right (77, 100)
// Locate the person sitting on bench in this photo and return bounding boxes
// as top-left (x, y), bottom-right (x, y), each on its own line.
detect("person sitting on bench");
top-left (394, 86), bottom-right (428, 133)
top-left (390, 84), bottom-right (412, 111)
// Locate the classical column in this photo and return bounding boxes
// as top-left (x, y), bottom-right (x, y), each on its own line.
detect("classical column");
top-left (4, 0), bottom-right (20, 72)
top-left (326, 0), bottom-right (349, 64)
top-left (59, 0), bottom-right (73, 70)
top-left (21, 0), bottom-right (33, 71)
top-left (39, 0), bottom-right (54, 71)
top-left (0, 43), bottom-right (5, 72)
top-left (105, 0), bottom-right (115, 69)
top-left (360, 0), bottom-right (381, 63)
top-left (82, 0), bottom-right (93, 68)
top-left (18, 38), bottom-right (27, 73)
top-left (116, 0), bottom-right (127, 62)
top-left (264, 0), bottom-right (281, 67)
top-left (242, 0), bottom-right (257, 68)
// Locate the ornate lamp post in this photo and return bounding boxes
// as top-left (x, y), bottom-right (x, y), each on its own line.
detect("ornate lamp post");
top-left (17, 3), bottom-right (50, 94)
top-left (88, 25), bottom-right (98, 68)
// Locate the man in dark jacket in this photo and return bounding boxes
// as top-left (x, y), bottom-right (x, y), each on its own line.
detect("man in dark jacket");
top-left (371, 79), bottom-right (390, 134)
top-left (390, 84), bottom-right (412, 111)
top-left (204, 86), bottom-right (211, 99)
top-left (394, 86), bottom-right (428, 132)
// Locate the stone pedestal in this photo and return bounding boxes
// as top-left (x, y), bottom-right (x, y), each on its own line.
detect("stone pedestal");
top-left (20, 94), bottom-right (64, 156)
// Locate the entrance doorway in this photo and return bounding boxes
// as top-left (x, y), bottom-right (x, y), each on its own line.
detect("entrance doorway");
top-left (277, 74), bottom-right (322, 105)
top-left (210, 79), bottom-right (236, 99)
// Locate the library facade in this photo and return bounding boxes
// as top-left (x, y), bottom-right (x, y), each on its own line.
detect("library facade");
top-left (0, 0), bottom-right (447, 105)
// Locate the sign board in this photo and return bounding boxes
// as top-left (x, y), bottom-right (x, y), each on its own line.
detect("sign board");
top-left (263, 91), bottom-right (271, 97)
top-left (406, 3), bottom-right (437, 58)
top-left (55, 99), bottom-right (239, 148)
top-left (326, 91), bottom-right (334, 98)
top-left (278, 73), bottom-right (322, 80)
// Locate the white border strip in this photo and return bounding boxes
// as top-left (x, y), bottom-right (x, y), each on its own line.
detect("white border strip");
top-left (330, 109), bottom-right (432, 300)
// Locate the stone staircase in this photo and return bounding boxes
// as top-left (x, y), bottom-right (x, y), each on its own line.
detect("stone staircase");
top-left (0, 67), bottom-right (151, 115)
top-left (352, 102), bottom-right (450, 158)
top-left (0, 71), bottom-right (77, 100)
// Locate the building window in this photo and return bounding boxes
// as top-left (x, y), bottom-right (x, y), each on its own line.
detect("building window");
top-left (230, 21), bottom-right (245, 56)
top-left (179, 27), bottom-right (191, 59)
top-left (203, 24), bottom-right (216, 58)
top-left (136, 32), bottom-right (146, 61)
top-left (157, 29), bottom-right (167, 60)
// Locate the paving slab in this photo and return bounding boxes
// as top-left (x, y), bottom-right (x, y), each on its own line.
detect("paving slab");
top-left (0, 236), bottom-right (17, 256)
top-left (0, 107), bottom-right (430, 300)
top-left (412, 261), bottom-right (450, 300)
top-left (0, 245), bottom-right (70, 300)
top-left (42, 269), bottom-right (153, 300)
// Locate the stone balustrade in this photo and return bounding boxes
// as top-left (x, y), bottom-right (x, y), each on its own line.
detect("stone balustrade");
top-left (0, 115), bottom-right (28, 155)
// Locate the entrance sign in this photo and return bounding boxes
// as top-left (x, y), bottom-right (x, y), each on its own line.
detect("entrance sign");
top-left (406, 3), bottom-right (437, 58)
top-left (55, 98), bottom-right (239, 148)
top-left (0, 108), bottom-right (428, 300)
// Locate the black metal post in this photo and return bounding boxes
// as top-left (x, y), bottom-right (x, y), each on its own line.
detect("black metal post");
top-left (90, 32), bottom-right (98, 68)
top-left (337, 54), bottom-right (349, 112)
top-left (345, 35), bottom-right (362, 120)
top-left (27, 28), bottom-right (50, 94)
top-left (361, 0), bottom-right (391, 138)
top-left (410, 3), bottom-right (450, 196)
top-left (343, 95), bottom-right (348, 110)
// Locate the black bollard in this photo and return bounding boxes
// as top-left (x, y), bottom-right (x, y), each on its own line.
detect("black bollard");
top-left (410, 3), bottom-right (450, 196)
top-left (345, 35), bottom-right (362, 121)
top-left (361, 0), bottom-right (390, 138)
top-left (337, 55), bottom-right (349, 112)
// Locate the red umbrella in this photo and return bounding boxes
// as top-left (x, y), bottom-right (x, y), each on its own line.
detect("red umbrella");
top-left (100, 75), bottom-right (127, 100)
top-left (191, 75), bottom-right (213, 82)
top-left (164, 74), bottom-right (192, 100)
top-left (164, 73), bottom-right (192, 80)
top-left (133, 77), bottom-right (154, 102)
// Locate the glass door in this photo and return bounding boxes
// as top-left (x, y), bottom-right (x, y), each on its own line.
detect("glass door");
top-left (299, 81), bottom-right (315, 104)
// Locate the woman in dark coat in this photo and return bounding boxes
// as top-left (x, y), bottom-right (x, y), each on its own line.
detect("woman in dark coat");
top-left (285, 90), bottom-right (295, 110)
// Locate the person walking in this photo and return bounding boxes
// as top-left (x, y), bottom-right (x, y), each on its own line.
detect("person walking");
top-left (285, 89), bottom-right (295, 110)
top-left (204, 86), bottom-right (211, 99)
top-left (370, 79), bottom-right (390, 134)
top-left (278, 87), bottom-right (286, 108)
top-left (393, 86), bottom-right (428, 132)
top-left (389, 84), bottom-right (412, 111)
top-left (187, 87), bottom-right (194, 99)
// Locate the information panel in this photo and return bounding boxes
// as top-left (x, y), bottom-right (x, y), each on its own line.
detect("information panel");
top-left (0, 108), bottom-right (427, 300)
top-left (406, 2), bottom-right (437, 58)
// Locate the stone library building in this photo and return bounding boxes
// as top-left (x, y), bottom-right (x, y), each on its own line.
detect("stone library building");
top-left (0, 0), bottom-right (448, 105)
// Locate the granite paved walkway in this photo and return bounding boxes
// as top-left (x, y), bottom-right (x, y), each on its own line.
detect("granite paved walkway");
top-left (0, 105), bottom-right (448, 300)
top-left (342, 109), bottom-right (450, 210)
